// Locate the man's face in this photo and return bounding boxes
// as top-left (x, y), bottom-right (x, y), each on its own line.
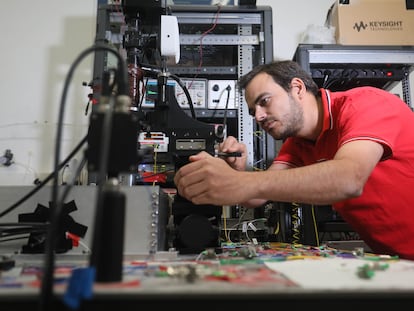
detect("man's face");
top-left (244, 72), bottom-right (303, 140)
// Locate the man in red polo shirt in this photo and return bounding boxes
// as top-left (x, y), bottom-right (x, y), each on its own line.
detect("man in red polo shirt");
top-left (174, 60), bottom-right (414, 260)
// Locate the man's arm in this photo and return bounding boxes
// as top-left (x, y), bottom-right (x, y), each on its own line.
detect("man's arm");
top-left (174, 140), bottom-right (383, 206)
top-left (253, 140), bottom-right (384, 205)
top-left (239, 162), bottom-right (291, 208)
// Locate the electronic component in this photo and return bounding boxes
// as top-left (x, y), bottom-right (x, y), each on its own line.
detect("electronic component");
top-left (89, 1), bottom-right (274, 255)
top-left (138, 131), bottom-right (169, 153)
top-left (207, 80), bottom-right (237, 109)
top-left (143, 78), bottom-right (207, 109)
top-left (160, 15), bottom-right (180, 64)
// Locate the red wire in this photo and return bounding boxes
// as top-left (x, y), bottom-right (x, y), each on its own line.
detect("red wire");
top-left (197, 5), bottom-right (222, 72)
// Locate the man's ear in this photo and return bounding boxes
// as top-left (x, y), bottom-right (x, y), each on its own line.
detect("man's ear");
top-left (290, 77), bottom-right (305, 99)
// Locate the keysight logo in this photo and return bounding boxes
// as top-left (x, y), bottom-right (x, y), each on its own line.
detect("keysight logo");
top-left (353, 21), bottom-right (368, 32)
top-left (352, 20), bottom-right (403, 32)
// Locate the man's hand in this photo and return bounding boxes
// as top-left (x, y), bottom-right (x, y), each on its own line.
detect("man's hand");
top-left (174, 151), bottom-right (250, 206)
top-left (218, 136), bottom-right (247, 171)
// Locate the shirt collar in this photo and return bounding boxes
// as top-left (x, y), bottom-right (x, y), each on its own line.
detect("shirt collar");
top-left (320, 88), bottom-right (333, 132)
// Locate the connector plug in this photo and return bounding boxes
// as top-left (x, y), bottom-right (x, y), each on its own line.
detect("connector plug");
top-left (0, 149), bottom-right (13, 166)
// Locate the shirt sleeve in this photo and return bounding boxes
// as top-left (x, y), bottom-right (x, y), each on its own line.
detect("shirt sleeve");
top-left (273, 138), bottom-right (306, 167)
top-left (334, 88), bottom-right (402, 160)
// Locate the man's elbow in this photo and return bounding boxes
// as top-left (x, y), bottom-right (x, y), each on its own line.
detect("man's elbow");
top-left (342, 177), bottom-right (365, 199)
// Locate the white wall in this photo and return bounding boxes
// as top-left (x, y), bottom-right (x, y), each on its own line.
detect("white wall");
top-left (0, 1), bottom-right (97, 185)
top-left (0, 0), bottom-right (412, 185)
top-left (259, 0), bottom-right (335, 60)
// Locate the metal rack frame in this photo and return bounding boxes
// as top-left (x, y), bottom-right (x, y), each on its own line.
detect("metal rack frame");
top-left (293, 44), bottom-right (414, 108)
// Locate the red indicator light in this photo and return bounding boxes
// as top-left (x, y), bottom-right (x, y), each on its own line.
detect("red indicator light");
top-left (386, 71), bottom-right (393, 77)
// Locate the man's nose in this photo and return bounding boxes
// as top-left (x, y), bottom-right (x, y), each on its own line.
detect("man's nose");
top-left (255, 106), bottom-right (266, 122)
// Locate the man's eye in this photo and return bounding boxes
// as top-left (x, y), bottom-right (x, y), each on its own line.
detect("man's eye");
top-left (249, 97), bottom-right (271, 116)
top-left (260, 97), bottom-right (270, 106)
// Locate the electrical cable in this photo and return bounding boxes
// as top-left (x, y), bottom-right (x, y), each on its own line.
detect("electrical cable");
top-left (291, 202), bottom-right (301, 244)
top-left (137, 77), bottom-right (149, 113)
top-left (0, 223), bottom-right (48, 241)
top-left (324, 2), bottom-right (336, 27)
top-left (222, 85), bottom-right (231, 131)
top-left (401, 67), bottom-right (411, 108)
top-left (0, 235), bottom-right (31, 244)
top-left (221, 206), bottom-right (230, 243)
top-left (0, 135), bottom-right (87, 219)
top-left (325, 78), bottom-right (340, 89)
top-left (209, 84), bottom-right (231, 141)
top-left (39, 43), bottom-right (127, 311)
top-left (311, 205), bottom-right (320, 247)
top-left (195, 4), bottom-right (221, 74)
top-left (61, 164), bottom-right (69, 185)
top-left (322, 72), bottom-right (330, 88)
top-left (5, 161), bottom-right (40, 184)
top-left (59, 156), bottom-right (88, 206)
top-left (226, 207), bottom-right (248, 243)
top-left (243, 218), bottom-right (267, 243)
top-left (169, 73), bottom-right (196, 119)
top-left (0, 152), bottom-right (87, 268)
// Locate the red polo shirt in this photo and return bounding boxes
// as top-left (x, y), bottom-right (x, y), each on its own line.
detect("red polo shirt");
top-left (274, 87), bottom-right (414, 260)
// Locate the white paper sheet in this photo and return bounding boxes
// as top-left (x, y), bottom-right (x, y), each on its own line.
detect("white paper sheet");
top-left (265, 257), bottom-right (414, 290)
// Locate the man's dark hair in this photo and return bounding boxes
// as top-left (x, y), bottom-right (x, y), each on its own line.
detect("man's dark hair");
top-left (238, 60), bottom-right (319, 96)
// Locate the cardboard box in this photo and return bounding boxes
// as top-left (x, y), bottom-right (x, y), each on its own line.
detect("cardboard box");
top-left (329, 0), bottom-right (414, 45)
